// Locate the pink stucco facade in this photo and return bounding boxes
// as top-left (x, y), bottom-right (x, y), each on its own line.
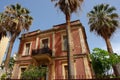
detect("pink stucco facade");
top-left (12, 20), bottom-right (93, 79)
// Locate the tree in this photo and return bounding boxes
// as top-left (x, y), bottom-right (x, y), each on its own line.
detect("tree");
top-left (87, 4), bottom-right (119, 76)
top-left (0, 57), bottom-right (15, 78)
top-left (8, 57), bottom-right (15, 77)
top-left (0, 4), bottom-right (33, 71)
top-left (21, 65), bottom-right (47, 80)
top-left (91, 48), bottom-right (111, 78)
top-left (51, 0), bottom-right (83, 79)
top-left (90, 48), bottom-right (120, 78)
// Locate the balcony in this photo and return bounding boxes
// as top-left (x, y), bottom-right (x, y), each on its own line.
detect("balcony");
top-left (32, 47), bottom-right (52, 56)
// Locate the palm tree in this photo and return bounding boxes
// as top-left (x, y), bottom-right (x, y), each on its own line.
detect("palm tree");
top-left (51, 0), bottom-right (83, 79)
top-left (1, 4), bottom-right (33, 71)
top-left (87, 4), bottom-right (119, 76)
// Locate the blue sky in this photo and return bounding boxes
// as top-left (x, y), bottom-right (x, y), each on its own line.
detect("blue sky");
top-left (0, 0), bottom-right (120, 56)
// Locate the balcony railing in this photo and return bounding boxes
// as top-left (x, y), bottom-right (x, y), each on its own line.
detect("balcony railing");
top-left (32, 47), bottom-right (52, 56)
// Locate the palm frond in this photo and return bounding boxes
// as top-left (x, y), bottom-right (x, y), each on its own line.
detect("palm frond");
top-left (51, 0), bottom-right (83, 15)
top-left (106, 7), bottom-right (116, 13)
top-left (88, 4), bottom-right (119, 39)
top-left (104, 4), bottom-right (109, 11)
top-left (110, 13), bottom-right (119, 18)
top-left (16, 3), bottom-right (21, 10)
top-left (99, 4), bottom-right (104, 12)
top-left (11, 5), bottom-right (15, 10)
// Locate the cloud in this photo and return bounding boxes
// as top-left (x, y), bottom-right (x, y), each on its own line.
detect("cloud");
top-left (112, 43), bottom-right (120, 55)
top-left (102, 42), bottom-right (120, 55)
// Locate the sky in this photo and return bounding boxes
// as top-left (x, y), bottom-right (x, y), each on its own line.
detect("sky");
top-left (0, 0), bottom-right (120, 57)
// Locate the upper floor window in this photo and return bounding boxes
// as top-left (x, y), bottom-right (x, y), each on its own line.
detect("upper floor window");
top-left (62, 35), bottom-right (67, 51)
top-left (23, 43), bottom-right (31, 56)
top-left (41, 38), bottom-right (49, 48)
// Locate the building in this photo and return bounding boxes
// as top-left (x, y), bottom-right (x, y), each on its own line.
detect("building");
top-left (0, 37), bottom-right (9, 65)
top-left (12, 20), bottom-right (93, 79)
top-left (0, 37), bottom-right (9, 78)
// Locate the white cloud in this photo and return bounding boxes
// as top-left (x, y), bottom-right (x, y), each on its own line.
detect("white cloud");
top-left (112, 43), bottom-right (120, 55)
top-left (101, 42), bottom-right (120, 55)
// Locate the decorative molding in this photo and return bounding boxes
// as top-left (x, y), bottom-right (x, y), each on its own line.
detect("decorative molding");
top-left (79, 28), bottom-right (86, 53)
top-left (35, 37), bottom-right (39, 49)
top-left (51, 61), bottom-right (55, 80)
top-left (18, 66), bottom-right (27, 79)
top-left (21, 26), bottom-right (79, 41)
top-left (22, 42), bottom-right (32, 56)
top-left (83, 57), bottom-right (92, 79)
top-left (53, 54), bottom-right (87, 60)
top-left (52, 32), bottom-right (55, 56)
top-left (40, 37), bottom-right (50, 48)
top-left (62, 61), bottom-right (76, 79)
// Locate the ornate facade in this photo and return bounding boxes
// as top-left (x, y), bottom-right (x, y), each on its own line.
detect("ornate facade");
top-left (12, 20), bottom-right (93, 79)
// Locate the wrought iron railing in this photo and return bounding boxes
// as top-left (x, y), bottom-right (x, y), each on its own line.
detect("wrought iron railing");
top-left (32, 47), bottom-right (52, 56)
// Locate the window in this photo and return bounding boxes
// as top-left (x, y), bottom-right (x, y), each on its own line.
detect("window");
top-left (62, 63), bottom-right (68, 79)
top-left (62, 35), bottom-right (67, 51)
top-left (21, 67), bottom-right (26, 73)
top-left (64, 65), bottom-right (68, 79)
top-left (40, 64), bottom-right (48, 80)
top-left (23, 43), bottom-right (31, 56)
top-left (62, 62), bottom-right (76, 79)
top-left (41, 38), bottom-right (49, 48)
top-left (18, 66), bottom-right (27, 79)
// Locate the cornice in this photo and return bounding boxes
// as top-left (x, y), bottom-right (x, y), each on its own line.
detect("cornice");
top-left (20, 20), bottom-right (83, 40)
top-left (52, 53), bottom-right (87, 60)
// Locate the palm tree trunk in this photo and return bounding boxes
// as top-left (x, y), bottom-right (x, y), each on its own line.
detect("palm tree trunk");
top-left (4, 34), bottom-right (17, 73)
top-left (105, 38), bottom-right (113, 54)
top-left (105, 38), bottom-right (120, 76)
top-left (66, 14), bottom-right (74, 79)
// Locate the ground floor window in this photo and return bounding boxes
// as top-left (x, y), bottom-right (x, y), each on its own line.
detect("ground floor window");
top-left (62, 62), bottom-right (76, 79)
top-left (62, 63), bottom-right (68, 79)
top-left (21, 67), bottom-right (26, 73)
top-left (18, 66), bottom-right (27, 79)
top-left (40, 64), bottom-right (48, 80)
top-left (64, 65), bottom-right (68, 79)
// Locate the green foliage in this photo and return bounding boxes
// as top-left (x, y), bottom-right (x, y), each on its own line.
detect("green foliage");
top-left (109, 53), bottom-right (120, 65)
top-left (8, 57), bottom-right (15, 70)
top-left (0, 57), bottom-right (15, 78)
top-left (21, 65), bottom-right (47, 80)
top-left (91, 48), bottom-right (111, 76)
top-left (0, 57), bottom-right (15, 70)
top-left (90, 48), bottom-right (120, 78)
top-left (0, 73), bottom-right (7, 80)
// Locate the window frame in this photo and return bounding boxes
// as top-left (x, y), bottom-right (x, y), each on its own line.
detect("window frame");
top-left (22, 42), bottom-right (32, 56)
top-left (62, 62), bottom-right (76, 79)
top-left (62, 63), bottom-right (68, 79)
top-left (18, 66), bottom-right (27, 79)
top-left (40, 37), bottom-right (50, 48)
top-left (62, 34), bottom-right (67, 51)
